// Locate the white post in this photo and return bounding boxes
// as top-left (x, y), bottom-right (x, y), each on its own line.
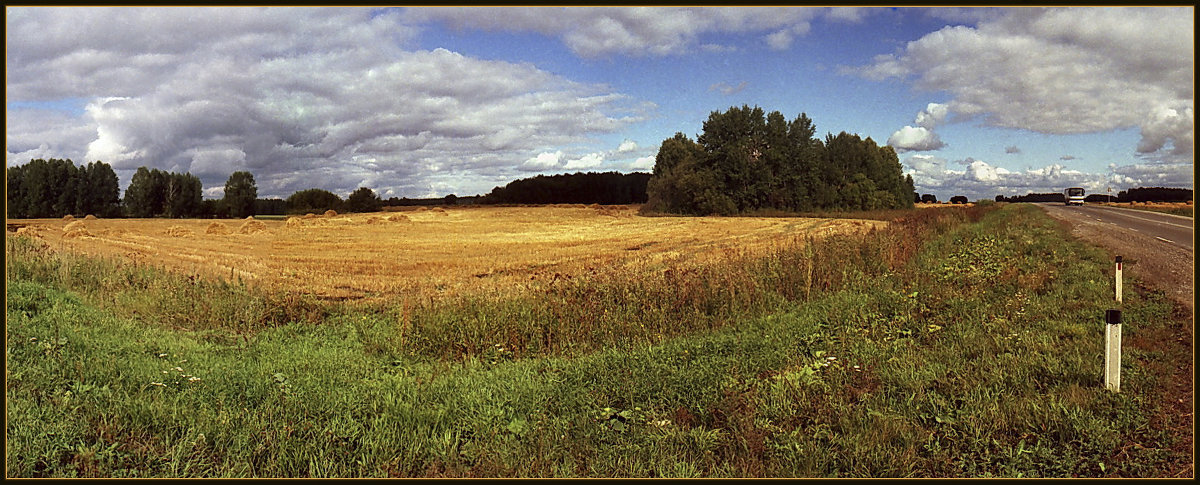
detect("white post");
top-left (1104, 309), bottom-right (1122, 392)
top-left (1115, 256), bottom-right (1123, 304)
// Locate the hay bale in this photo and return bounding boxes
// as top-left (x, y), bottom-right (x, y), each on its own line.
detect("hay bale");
top-left (324, 209), bottom-right (338, 217)
top-left (431, 207), bottom-right (448, 215)
top-left (165, 225), bottom-right (193, 237)
top-left (63, 225), bottom-right (92, 238)
top-left (205, 221), bottom-right (232, 235)
top-left (303, 213), bottom-right (317, 219)
top-left (63, 221), bottom-right (85, 232)
top-left (285, 217), bottom-right (303, 227)
top-left (84, 214), bottom-right (98, 220)
top-left (387, 214), bottom-right (410, 223)
top-left (15, 226), bottom-right (41, 238)
top-left (366, 216), bottom-right (383, 224)
top-left (62, 214), bottom-right (75, 221)
top-left (238, 219), bottom-right (268, 234)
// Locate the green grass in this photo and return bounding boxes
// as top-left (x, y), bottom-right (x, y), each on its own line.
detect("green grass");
top-left (5, 204), bottom-right (1189, 477)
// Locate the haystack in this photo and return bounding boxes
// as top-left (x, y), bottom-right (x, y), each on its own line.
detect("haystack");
top-left (285, 217), bottom-right (303, 227)
top-left (15, 226), bottom-right (40, 238)
top-left (238, 219), bottom-right (268, 234)
top-left (303, 213), bottom-right (317, 219)
top-left (324, 209), bottom-right (338, 217)
top-left (431, 207), bottom-right (448, 215)
top-left (366, 216), bottom-right (383, 224)
top-left (165, 225), bottom-right (193, 237)
top-left (84, 214), bottom-right (98, 220)
top-left (62, 214), bottom-right (75, 221)
top-left (63, 224), bottom-right (92, 239)
top-left (205, 221), bottom-right (232, 235)
top-left (387, 214), bottom-right (410, 223)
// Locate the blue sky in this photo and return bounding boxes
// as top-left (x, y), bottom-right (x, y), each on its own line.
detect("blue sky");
top-left (6, 6), bottom-right (1193, 201)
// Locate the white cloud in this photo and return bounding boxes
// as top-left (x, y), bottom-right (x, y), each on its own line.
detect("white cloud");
top-left (887, 126), bottom-right (945, 152)
top-left (914, 103), bottom-right (950, 129)
top-left (563, 152), bottom-right (604, 170)
top-left (617, 139), bottom-right (638, 153)
top-left (857, 7), bottom-right (1194, 164)
top-left (6, 7), bottom-right (650, 198)
top-left (521, 151), bottom-right (564, 171)
top-left (630, 155), bottom-right (656, 170)
top-left (904, 153), bottom-right (1192, 201)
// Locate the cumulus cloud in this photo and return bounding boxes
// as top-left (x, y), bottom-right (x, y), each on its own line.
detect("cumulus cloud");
top-left (6, 7), bottom-right (651, 198)
top-left (904, 153), bottom-right (1191, 201)
top-left (563, 152), bottom-right (605, 170)
top-left (404, 7), bottom-right (868, 57)
top-left (521, 151), bottom-right (564, 171)
top-left (887, 126), bottom-right (945, 152)
top-left (617, 139), bottom-right (638, 153)
top-left (629, 155), bottom-right (656, 170)
top-left (857, 7), bottom-right (1194, 164)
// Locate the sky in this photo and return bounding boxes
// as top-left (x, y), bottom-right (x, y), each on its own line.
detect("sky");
top-left (5, 6), bottom-right (1194, 201)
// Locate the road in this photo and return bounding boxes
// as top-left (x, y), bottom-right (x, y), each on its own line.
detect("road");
top-left (1039, 202), bottom-right (1194, 309)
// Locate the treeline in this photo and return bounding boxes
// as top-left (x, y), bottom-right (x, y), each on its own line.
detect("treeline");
top-left (7, 158), bottom-right (122, 218)
top-left (996, 187), bottom-right (1193, 204)
top-left (1114, 187), bottom-right (1192, 202)
top-left (481, 171), bottom-right (650, 205)
top-left (645, 105), bottom-right (914, 215)
top-left (6, 158), bottom-right (261, 219)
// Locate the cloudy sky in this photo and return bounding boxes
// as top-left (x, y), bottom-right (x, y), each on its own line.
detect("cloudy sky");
top-left (6, 6), bottom-right (1194, 201)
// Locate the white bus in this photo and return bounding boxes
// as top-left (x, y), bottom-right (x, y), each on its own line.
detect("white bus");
top-left (1064, 187), bottom-right (1085, 206)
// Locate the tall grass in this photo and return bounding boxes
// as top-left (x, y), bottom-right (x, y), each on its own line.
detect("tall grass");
top-left (6, 203), bottom-right (1189, 477)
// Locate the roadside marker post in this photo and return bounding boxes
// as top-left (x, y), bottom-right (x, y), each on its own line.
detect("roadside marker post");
top-left (1115, 256), bottom-right (1123, 303)
top-left (1104, 309), bottom-right (1122, 393)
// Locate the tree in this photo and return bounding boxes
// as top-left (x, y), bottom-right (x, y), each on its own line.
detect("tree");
top-left (921, 194), bottom-right (938, 204)
top-left (223, 171), bottom-right (257, 218)
top-left (286, 188), bottom-right (343, 214)
top-left (165, 172), bottom-right (203, 218)
top-left (124, 167), bottom-right (169, 217)
top-left (950, 195), bottom-right (969, 204)
top-left (345, 187), bottom-right (382, 213)
top-left (77, 161), bottom-right (121, 217)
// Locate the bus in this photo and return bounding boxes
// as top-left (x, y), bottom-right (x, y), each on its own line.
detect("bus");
top-left (1064, 187), bottom-right (1085, 206)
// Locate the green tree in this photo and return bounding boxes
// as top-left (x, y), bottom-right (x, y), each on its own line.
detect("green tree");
top-left (345, 187), bottom-right (382, 213)
top-left (223, 171), bottom-right (258, 218)
top-left (124, 167), bottom-right (169, 218)
top-left (77, 161), bottom-right (121, 217)
top-left (285, 188), bottom-right (343, 214)
top-left (165, 172), bottom-right (203, 218)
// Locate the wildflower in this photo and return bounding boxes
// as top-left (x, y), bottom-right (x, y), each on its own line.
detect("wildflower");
top-left (171, 367), bottom-right (184, 372)
top-left (150, 382), bottom-right (165, 387)
top-left (29, 337), bottom-right (38, 342)
top-left (187, 376), bottom-right (201, 382)
top-left (826, 356), bottom-right (837, 361)
top-left (157, 353), bottom-right (168, 358)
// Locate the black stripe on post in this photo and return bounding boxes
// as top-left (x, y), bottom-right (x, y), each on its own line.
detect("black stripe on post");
top-left (1105, 309), bottom-right (1122, 325)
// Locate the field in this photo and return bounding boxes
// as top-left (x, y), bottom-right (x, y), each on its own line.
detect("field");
top-left (6, 203), bottom-right (1193, 478)
top-left (7, 205), bottom-right (882, 301)
top-left (1093, 201), bottom-right (1193, 218)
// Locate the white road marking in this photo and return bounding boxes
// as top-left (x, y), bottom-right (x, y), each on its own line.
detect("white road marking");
top-left (1155, 236), bottom-right (1175, 244)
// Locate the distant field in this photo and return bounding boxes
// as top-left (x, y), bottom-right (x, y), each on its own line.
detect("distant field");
top-left (7, 205), bottom-right (883, 301)
top-left (1094, 201), bottom-right (1193, 218)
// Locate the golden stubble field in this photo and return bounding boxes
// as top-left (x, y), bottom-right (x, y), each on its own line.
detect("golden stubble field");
top-left (8, 205), bottom-right (885, 302)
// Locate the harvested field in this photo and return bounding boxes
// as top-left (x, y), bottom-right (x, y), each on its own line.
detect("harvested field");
top-left (7, 205), bottom-right (885, 301)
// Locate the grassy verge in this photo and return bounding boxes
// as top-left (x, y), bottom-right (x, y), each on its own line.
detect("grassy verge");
top-left (5, 204), bottom-right (1189, 477)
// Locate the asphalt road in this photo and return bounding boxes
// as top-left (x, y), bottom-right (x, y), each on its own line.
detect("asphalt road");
top-left (1041, 203), bottom-right (1194, 251)
top-left (1039, 202), bottom-right (1194, 309)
